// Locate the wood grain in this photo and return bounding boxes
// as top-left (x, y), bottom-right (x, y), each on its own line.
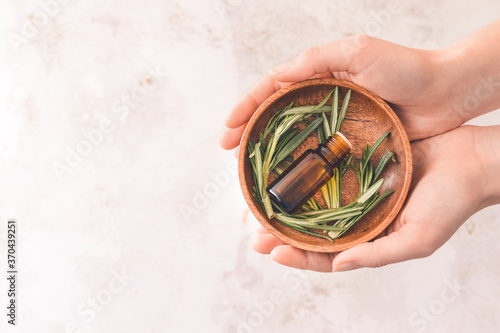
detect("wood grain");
top-left (238, 78), bottom-right (412, 253)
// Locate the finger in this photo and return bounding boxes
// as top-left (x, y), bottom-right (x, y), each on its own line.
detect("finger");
top-left (331, 222), bottom-right (432, 271)
top-left (219, 123), bottom-right (247, 150)
top-left (253, 234), bottom-right (288, 254)
top-left (269, 35), bottom-right (371, 82)
top-left (311, 72), bottom-right (334, 79)
top-left (372, 228), bottom-right (388, 240)
top-left (225, 75), bottom-right (282, 129)
top-left (271, 245), bottom-right (338, 272)
top-left (332, 71), bottom-right (354, 82)
top-left (233, 146), bottom-right (239, 159)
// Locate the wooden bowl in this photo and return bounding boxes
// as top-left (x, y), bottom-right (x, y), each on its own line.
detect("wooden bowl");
top-left (238, 78), bottom-right (412, 252)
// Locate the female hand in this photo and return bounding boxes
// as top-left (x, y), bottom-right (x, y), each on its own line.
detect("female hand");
top-left (220, 21), bottom-right (500, 150)
top-left (252, 125), bottom-right (500, 272)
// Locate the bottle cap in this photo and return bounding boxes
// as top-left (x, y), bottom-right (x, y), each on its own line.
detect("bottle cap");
top-left (334, 132), bottom-right (353, 150)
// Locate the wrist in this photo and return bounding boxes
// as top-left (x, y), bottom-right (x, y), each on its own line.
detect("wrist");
top-left (474, 126), bottom-right (500, 207)
top-left (434, 26), bottom-right (500, 123)
top-left (429, 46), bottom-right (479, 123)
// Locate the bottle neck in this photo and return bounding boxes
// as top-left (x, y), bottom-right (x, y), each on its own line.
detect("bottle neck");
top-left (316, 132), bottom-right (352, 167)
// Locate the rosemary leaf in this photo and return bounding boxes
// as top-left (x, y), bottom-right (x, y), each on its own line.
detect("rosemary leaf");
top-left (280, 105), bottom-right (331, 116)
top-left (320, 186), bottom-right (331, 209)
top-left (341, 155), bottom-right (354, 177)
top-left (361, 132), bottom-right (390, 174)
top-left (278, 160), bottom-right (289, 169)
top-left (317, 123), bottom-right (325, 144)
top-left (271, 201), bottom-right (287, 215)
top-left (270, 117), bottom-right (323, 170)
top-left (306, 210), bottom-right (363, 223)
top-left (331, 190), bottom-right (394, 239)
top-left (314, 89), bottom-right (335, 112)
top-left (322, 112), bottom-right (332, 137)
top-left (277, 219), bottom-right (334, 242)
top-left (357, 178), bottom-right (384, 204)
top-left (274, 128), bottom-right (299, 158)
top-left (335, 89), bottom-right (351, 133)
top-left (330, 86), bottom-right (339, 133)
top-left (295, 206), bottom-right (363, 218)
top-left (264, 102), bottom-right (294, 138)
top-left (304, 197), bottom-right (321, 211)
top-left (335, 169), bottom-right (342, 207)
top-left (373, 149), bottom-right (395, 184)
top-left (306, 225), bottom-right (347, 232)
top-left (364, 161), bottom-right (373, 193)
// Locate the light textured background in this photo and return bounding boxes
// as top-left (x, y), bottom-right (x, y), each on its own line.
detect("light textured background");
top-left (1, 0), bottom-right (500, 332)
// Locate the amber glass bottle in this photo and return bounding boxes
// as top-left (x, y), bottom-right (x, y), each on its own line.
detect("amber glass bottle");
top-left (266, 132), bottom-right (352, 215)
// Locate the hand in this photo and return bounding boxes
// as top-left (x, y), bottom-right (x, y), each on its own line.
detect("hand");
top-left (220, 22), bottom-right (500, 151)
top-left (219, 35), bottom-right (459, 151)
top-left (252, 125), bottom-right (500, 272)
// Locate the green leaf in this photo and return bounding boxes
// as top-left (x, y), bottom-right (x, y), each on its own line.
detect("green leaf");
top-left (309, 197), bottom-right (321, 210)
top-left (373, 149), bottom-right (395, 184)
top-left (335, 89), bottom-right (351, 133)
top-left (275, 128), bottom-right (299, 157)
top-left (253, 142), bottom-right (264, 194)
top-left (317, 113), bottom-right (326, 144)
top-left (271, 201), bottom-right (287, 215)
top-left (306, 225), bottom-right (347, 232)
top-left (274, 218), bottom-right (334, 242)
top-left (363, 161), bottom-right (373, 193)
top-left (280, 105), bottom-right (331, 116)
top-left (297, 206), bottom-right (362, 217)
top-left (314, 89), bottom-right (335, 113)
top-left (357, 178), bottom-right (384, 204)
top-left (278, 160), bottom-right (289, 169)
top-left (270, 117), bottom-right (324, 170)
top-left (274, 165), bottom-right (284, 175)
top-left (341, 155), bottom-right (354, 177)
top-left (322, 112), bottom-right (332, 138)
top-left (264, 102), bottom-right (294, 138)
top-left (307, 210), bottom-right (363, 224)
top-left (361, 132), bottom-right (390, 174)
top-left (330, 86), bottom-right (339, 134)
top-left (331, 189), bottom-right (395, 239)
top-left (280, 89), bottom-right (334, 118)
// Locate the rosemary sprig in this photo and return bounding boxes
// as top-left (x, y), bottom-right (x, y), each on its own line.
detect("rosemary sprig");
top-left (270, 117), bottom-right (323, 170)
top-left (318, 87), bottom-right (351, 211)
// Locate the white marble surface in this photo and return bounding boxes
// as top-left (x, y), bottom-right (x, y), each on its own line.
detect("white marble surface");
top-left (1, 0), bottom-right (500, 332)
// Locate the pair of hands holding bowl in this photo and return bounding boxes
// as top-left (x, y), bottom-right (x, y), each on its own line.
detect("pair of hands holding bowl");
top-left (220, 22), bottom-right (500, 272)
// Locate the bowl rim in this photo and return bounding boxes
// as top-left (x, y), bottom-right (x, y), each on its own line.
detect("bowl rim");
top-left (238, 78), bottom-right (412, 252)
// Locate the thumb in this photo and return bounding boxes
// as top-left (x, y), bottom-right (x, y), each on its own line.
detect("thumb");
top-left (331, 222), bottom-right (437, 271)
top-left (268, 34), bottom-right (372, 82)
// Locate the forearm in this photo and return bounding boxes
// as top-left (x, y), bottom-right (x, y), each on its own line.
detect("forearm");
top-left (438, 20), bottom-right (500, 122)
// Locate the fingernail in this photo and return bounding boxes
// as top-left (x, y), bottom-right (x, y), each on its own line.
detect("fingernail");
top-left (332, 262), bottom-right (357, 272)
top-left (218, 137), bottom-right (225, 149)
top-left (269, 62), bottom-right (291, 75)
top-left (270, 247), bottom-right (280, 259)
